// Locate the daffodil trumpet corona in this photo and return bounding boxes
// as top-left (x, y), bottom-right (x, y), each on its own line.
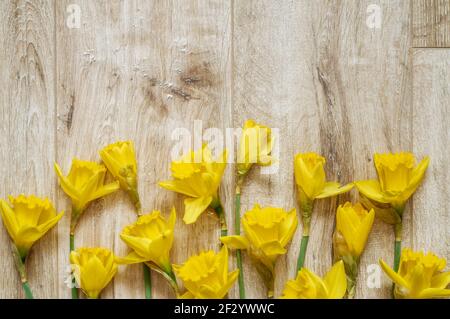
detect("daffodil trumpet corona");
top-left (117, 208), bottom-right (179, 296)
top-left (281, 260), bottom-right (347, 299)
top-left (333, 202), bottom-right (375, 298)
top-left (99, 141), bottom-right (142, 214)
top-left (55, 158), bottom-right (120, 298)
top-left (173, 246), bottom-right (238, 299)
top-left (70, 247), bottom-right (118, 299)
top-left (355, 152), bottom-right (429, 272)
top-left (0, 195), bottom-right (64, 299)
top-left (294, 153), bottom-right (353, 270)
top-left (380, 249), bottom-right (450, 299)
top-left (221, 204), bottom-right (297, 298)
top-left (234, 119), bottom-right (274, 299)
top-left (159, 144), bottom-right (228, 236)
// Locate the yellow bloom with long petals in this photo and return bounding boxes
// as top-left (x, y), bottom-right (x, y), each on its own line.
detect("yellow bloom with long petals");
top-left (380, 249), bottom-right (450, 299)
top-left (356, 152), bottom-right (429, 214)
top-left (281, 261), bottom-right (347, 299)
top-left (220, 204), bottom-right (297, 296)
top-left (334, 202), bottom-right (375, 258)
top-left (237, 119), bottom-right (273, 177)
top-left (100, 141), bottom-right (141, 211)
top-left (118, 208), bottom-right (176, 273)
top-left (70, 247), bottom-right (118, 299)
top-left (294, 153), bottom-right (353, 208)
top-left (159, 144), bottom-right (227, 224)
top-left (0, 195), bottom-right (63, 259)
top-left (55, 159), bottom-right (119, 225)
top-left (173, 246), bottom-right (238, 299)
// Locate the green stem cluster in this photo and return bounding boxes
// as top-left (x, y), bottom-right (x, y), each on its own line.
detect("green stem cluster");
top-left (234, 185), bottom-right (246, 299)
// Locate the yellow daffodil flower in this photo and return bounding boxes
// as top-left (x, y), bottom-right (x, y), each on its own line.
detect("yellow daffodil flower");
top-left (220, 204), bottom-right (297, 297)
top-left (173, 246), bottom-right (238, 299)
top-left (281, 260), bottom-right (347, 299)
top-left (380, 248), bottom-right (450, 299)
top-left (334, 202), bottom-right (375, 258)
top-left (356, 152), bottom-right (429, 272)
top-left (355, 152), bottom-right (429, 215)
top-left (159, 144), bottom-right (227, 225)
top-left (119, 208), bottom-right (176, 271)
top-left (294, 152), bottom-right (353, 214)
top-left (55, 159), bottom-right (119, 231)
top-left (117, 208), bottom-right (178, 293)
top-left (294, 152), bottom-right (353, 270)
top-left (99, 141), bottom-right (141, 212)
top-left (70, 247), bottom-right (118, 299)
top-left (236, 119), bottom-right (273, 177)
top-left (333, 202), bottom-right (375, 298)
top-left (0, 195), bottom-right (64, 259)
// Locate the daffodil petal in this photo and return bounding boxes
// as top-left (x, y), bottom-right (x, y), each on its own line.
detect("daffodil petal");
top-left (159, 180), bottom-right (199, 198)
top-left (183, 196), bottom-right (212, 224)
top-left (220, 236), bottom-right (249, 249)
top-left (316, 182), bottom-right (354, 199)
top-left (91, 181), bottom-right (120, 201)
top-left (355, 180), bottom-right (389, 203)
top-left (403, 156), bottom-right (430, 200)
top-left (431, 271), bottom-right (450, 289)
top-left (279, 208), bottom-right (298, 247)
top-left (353, 209), bottom-right (375, 256)
top-left (260, 241), bottom-right (286, 257)
top-left (418, 287), bottom-right (450, 299)
top-left (36, 211), bottom-right (64, 237)
top-left (116, 251), bottom-right (148, 265)
top-left (379, 259), bottom-right (410, 289)
top-left (168, 207), bottom-right (177, 229)
top-left (0, 200), bottom-right (18, 240)
top-left (323, 260), bottom-right (347, 299)
top-left (54, 162), bottom-right (80, 201)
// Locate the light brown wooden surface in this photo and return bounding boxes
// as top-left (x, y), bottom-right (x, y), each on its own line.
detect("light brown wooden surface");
top-left (0, 0), bottom-right (448, 299)
top-left (413, 0), bottom-right (450, 47)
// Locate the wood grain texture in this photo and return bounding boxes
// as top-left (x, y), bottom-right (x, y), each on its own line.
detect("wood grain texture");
top-left (55, 0), bottom-right (232, 299)
top-left (0, 0), bottom-right (448, 299)
top-left (233, 0), bottom-right (412, 299)
top-left (0, 0), bottom-right (57, 298)
top-left (412, 50), bottom-right (449, 260)
top-left (413, 0), bottom-right (450, 47)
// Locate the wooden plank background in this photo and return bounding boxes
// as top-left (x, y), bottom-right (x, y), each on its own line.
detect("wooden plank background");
top-left (0, 0), bottom-right (448, 299)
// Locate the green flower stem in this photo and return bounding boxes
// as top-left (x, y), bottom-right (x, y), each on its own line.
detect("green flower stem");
top-left (69, 233), bottom-right (79, 299)
top-left (11, 244), bottom-right (34, 299)
top-left (394, 223), bottom-right (402, 272)
top-left (148, 263), bottom-right (179, 297)
top-left (235, 183), bottom-right (246, 299)
top-left (22, 281), bottom-right (34, 299)
top-left (296, 201), bottom-right (313, 270)
top-left (296, 235), bottom-right (310, 270)
top-left (127, 186), bottom-right (142, 216)
top-left (212, 200), bottom-right (228, 237)
top-left (342, 255), bottom-right (359, 299)
top-left (143, 264), bottom-right (152, 299)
